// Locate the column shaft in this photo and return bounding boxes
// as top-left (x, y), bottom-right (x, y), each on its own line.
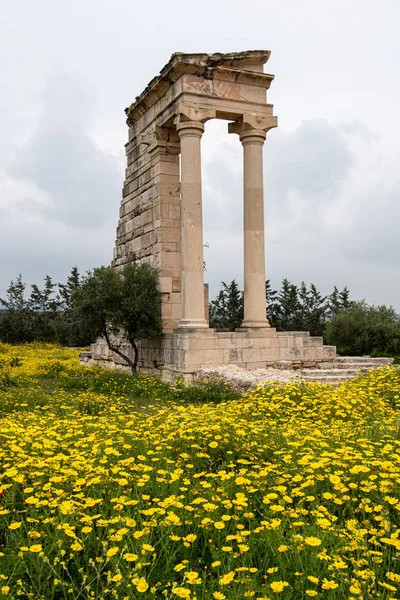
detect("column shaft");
top-left (241, 130), bottom-right (270, 328)
top-left (177, 121), bottom-right (208, 328)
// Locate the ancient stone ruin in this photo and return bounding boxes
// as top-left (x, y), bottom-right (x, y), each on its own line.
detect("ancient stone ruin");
top-left (90, 50), bottom-right (339, 379)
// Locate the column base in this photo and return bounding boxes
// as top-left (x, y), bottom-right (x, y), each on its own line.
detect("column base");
top-left (241, 320), bottom-right (271, 329)
top-left (178, 319), bottom-right (209, 329)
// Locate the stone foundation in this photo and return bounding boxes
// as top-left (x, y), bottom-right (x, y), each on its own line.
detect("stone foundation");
top-left (86, 329), bottom-right (336, 381)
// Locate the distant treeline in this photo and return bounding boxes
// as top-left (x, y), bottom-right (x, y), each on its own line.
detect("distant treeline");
top-left (0, 268), bottom-right (92, 346)
top-left (1, 269), bottom-right (399, 358)
top-left (209, 279), bottom-right (351, 336)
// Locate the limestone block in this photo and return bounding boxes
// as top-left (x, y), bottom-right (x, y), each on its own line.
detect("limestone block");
top-left (161, 303), bottom-right (172, 318)
top-left (161, 242), bottom-right (178, 253)
top-left (172, 278), bottom-right (181, 292)
top-left (253, 336), bottom-right (272, 349)
top-left (322, 346), bottom-right (337, 357)
top-left (151, 162), bottom-right (179, 177)
top-left (127, 238), bottom-right (142, 253)
top-left (191, 337), bottom-right (218, 350)
top-left (281, 347), bottom-right (301, 360)
top-left (174, 335), bottom-right (192, 351)
top-left (182, 74), bottom-right (213, 96)
top-left (163, 252), bottom-right (181, 267)
top-left (163, 348), bottom-right (174, 364)
top-left (161, 228), bottom-right (180, 243)
top-left (238, 83), bottom-right (266, 103)
top-left (160, 277), bottom-right (172, 293)
top-left (204, 349), bottom-right (225, 364)
top-left (224, 348), bottom-right (244, 363)
top-left (168, 205), bottom-right (180, 219)
top-left (300, 347), bottom-right (324, 360)
top-left (171, 303), bottom-right (181, 320)
top-left (170, 292), bottom-right (181, 304)
top-left (261, 348), bottom-right (280, 361)
top-left (154, 218), bottom-right (175, 229)
top-left (215, 332), bottom-right (234, 340)
top-left (216, 338), bottom-right (231, 349)
top-left (154, 182), bottom-right (180, 197)
top-left (269, 337), bottom-right (282, 348)
top-left (141, 232), bottom-right (156, 249)
top-left (161, 335), bottom-right (175, 349)
top-left (303, 336), bottom-right (324, 347)
top-left (229, 338), bottom-right (254, 349)
top-left (184, 349), bottom-right (206, 366)
top-left (277, 331), bottom-right (310, 337)
top-left (152, 204), bottom-right (161, 221)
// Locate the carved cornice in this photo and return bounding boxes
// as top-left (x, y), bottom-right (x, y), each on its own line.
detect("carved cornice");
top-left (210, 66), bottom-right (274, 89)
top-left (125, 51), bottom-right (272, 123)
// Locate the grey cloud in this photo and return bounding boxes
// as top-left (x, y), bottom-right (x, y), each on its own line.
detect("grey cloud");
top-left (340, 185), bottom-right (400, 265)
top-left (203, 145), bottom-right (242, 235)
top-left (9, 68), bottom-right (121, 228)
top-left (266, 119), bottom-right (354, 205)
top-left (339, 120), bottom-right (375, 142)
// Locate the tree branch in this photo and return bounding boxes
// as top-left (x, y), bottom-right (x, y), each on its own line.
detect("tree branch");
top-left (103, 327), bottom-right (137, 374)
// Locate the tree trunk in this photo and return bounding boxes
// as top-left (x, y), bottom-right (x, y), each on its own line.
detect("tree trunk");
top-left (103, 327), bottom-right (137, 374)
top-left (127, 334), bottom-right (139, 374)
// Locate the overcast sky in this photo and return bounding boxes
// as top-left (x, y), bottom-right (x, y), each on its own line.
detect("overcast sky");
top-left (1, 0), bottom-right (399, 308)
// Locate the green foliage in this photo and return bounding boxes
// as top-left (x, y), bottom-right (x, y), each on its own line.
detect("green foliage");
top-left (173, 378), bottom-right (241, 404)
top-left (209, 280), bottom-right (243, 330)
top-left (272, 278), bottom-right (302, 331)
top-left (325, 301), bottom-right (400, 356)
top-left (56, 266), bottom-right (94, 346)
top-left (0, 269), bottom-right (93, 347)
top-left (72, 263), bottom-right (162, 372)
top-left (0, 275), bottom-right (33, 343)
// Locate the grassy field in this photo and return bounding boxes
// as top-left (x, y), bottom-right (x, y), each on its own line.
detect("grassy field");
top-left (1, 344), bottom-right (400, 599)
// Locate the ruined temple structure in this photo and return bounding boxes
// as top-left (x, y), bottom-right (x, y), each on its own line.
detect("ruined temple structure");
top-left (90, 51), bottom-right (338, 378)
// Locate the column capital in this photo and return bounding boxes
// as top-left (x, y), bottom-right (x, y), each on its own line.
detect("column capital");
top-left (176, 120), bottom-right (205, 139)
top-left (174, 104), bottom-right (216, 128)
top-left (228, 114), bottom-right (278, 143)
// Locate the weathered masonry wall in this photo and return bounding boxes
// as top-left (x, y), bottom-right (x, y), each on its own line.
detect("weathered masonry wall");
top-left (88, 329), bottom-right (337, 381)
top-left (113, 127), bottom-right (182, 331)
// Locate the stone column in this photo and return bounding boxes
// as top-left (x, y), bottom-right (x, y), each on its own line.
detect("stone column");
top-left (176, 108), bottom-right (214, 329)
top-left (229, 114), bottom-right (278, 329)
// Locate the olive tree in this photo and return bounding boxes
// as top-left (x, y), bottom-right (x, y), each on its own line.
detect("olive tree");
top-left (72, 263), bottom-right (162, 373)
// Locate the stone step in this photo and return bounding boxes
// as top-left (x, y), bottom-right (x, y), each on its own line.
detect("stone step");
top-left (300, 357), bottom-right (395, 384)
top-left (302, 375), bottom-right (353, 384)
top-left (333, 362), bottom-right (388, 370)
top-left (303, 368), bottom-right (358, 377)
top-left (278, 331), bottom-right (310, 337)
top-left (337, 356), bottom-right (393, 364)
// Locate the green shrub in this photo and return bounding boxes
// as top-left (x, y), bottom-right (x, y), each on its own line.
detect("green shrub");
top-left (325, 301), bottom-right (400, 356)
top-left (173, 378), bottom-right (240, 404)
